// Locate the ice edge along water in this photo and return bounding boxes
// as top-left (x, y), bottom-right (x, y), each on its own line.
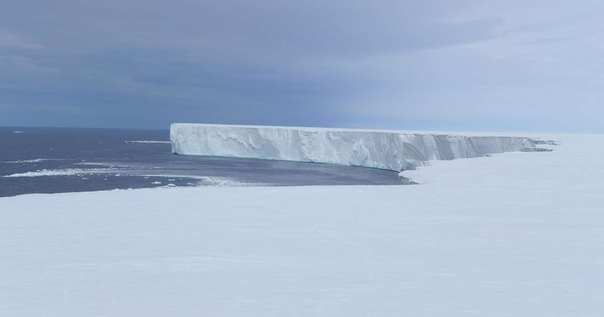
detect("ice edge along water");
top-left (170, 124), bottom-right (544, 172)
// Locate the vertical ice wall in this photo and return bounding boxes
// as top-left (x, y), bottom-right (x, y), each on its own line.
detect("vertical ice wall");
top-left (170, 124), bottom-right (536, 171)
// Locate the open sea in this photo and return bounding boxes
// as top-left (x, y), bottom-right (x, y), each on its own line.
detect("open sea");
top-left (0, 127), bottom-right (407, 197)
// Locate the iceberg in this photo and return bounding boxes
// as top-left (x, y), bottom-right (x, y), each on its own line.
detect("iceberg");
top-left (170, 124), bottom-right (538, 171)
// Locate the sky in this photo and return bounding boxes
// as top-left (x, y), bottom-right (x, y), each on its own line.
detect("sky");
top-left (1, 0), bottom-right (603, 132)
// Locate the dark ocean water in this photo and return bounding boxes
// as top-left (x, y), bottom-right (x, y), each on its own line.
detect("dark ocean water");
top-left (0, 127), bottom-right (407, 197)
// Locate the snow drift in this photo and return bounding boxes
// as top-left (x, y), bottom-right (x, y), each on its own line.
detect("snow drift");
top-left (170, 124), bottom-right (537, 171)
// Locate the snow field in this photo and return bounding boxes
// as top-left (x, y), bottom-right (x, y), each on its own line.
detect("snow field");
top-left (0, 134), bottom-right (603, 316)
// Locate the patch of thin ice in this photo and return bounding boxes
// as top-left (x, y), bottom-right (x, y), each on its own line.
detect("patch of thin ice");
top-left (141, 174), bottom-right (258, 187)
top-left (2, 168), bottom-right (120, 178)
top-left (4, 159), bottom-right (60, 164)
top-left (197, 176), bottom-right (257, 187)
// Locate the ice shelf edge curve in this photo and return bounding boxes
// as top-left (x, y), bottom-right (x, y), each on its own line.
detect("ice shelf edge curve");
top-left (170, 123), bottom-right (540, 172)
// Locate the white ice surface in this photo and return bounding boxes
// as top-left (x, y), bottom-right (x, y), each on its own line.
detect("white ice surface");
top-left (2, 168), bottom-right (120, 178)
top-left (171, 124), bottom-right (537, 171)
top-left (1, 134), bottom-right (604, 316)
top-left (4, 158), bottom-right (63, 164)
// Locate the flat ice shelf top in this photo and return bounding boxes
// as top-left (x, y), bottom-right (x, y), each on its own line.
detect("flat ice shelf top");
top-left (170, 123), bottom-right (539, 171)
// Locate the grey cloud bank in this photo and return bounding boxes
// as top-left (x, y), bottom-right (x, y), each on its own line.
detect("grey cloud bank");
top-left (1, 0), bottom-right (603, 132)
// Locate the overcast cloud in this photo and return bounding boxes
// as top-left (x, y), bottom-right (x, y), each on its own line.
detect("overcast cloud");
top-left (1, 0), bottom-right (603, 132)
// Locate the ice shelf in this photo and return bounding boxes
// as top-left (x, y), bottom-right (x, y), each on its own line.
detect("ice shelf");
top-left (170, 124), bottom-right (538, 171)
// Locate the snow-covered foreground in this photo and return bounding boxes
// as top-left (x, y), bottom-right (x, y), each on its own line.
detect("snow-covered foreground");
top-left (1, 134), bottom-right (603, 316)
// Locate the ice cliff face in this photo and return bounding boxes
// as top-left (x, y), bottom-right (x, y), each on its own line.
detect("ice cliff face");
top-left (170, 124), bottom-right (537, 171)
